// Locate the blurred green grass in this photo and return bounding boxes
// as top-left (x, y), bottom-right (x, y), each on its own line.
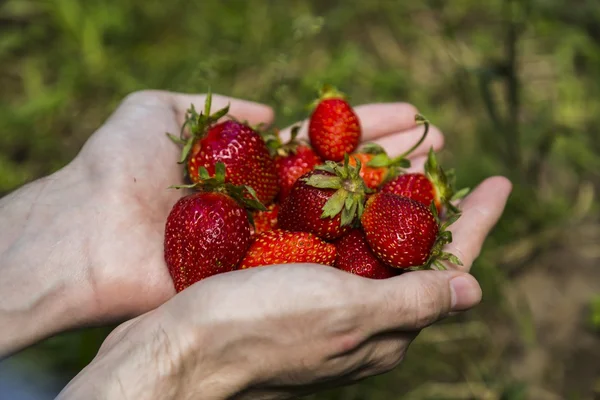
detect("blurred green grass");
top-left (1, 0), bottom-right (600, 398)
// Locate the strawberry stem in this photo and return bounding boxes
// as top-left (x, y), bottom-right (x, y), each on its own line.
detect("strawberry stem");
top-left (318, 84), bottom-right (346, 100)
top-left (359, 114), bottom-right (428, 181)
top-left (397, 114), bottom-right (430, 159)
top-left (308, 84), bottom-right (348, 110)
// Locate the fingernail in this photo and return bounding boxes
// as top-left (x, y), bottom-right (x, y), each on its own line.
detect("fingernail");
top-left (450, 275), bottom-right (482, 311)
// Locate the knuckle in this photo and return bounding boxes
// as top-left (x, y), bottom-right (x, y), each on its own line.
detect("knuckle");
top-left (373, 353), bottom-right (403, 374)
top-left (365, 340), bottom-right (406, 376)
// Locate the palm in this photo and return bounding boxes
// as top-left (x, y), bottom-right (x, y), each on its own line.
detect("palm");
top-left (76, 91), bottom-right (283, 321)
top-left (77, 94), bottom-right (192, 320)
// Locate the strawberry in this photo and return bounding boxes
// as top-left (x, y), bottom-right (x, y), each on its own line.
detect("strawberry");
top-left (164, 191), bottom-right (251, 292)
top-left (239, 229), bottom-right (336, 269)
top-left (264, 126), bottom-right (323, 202)
top-left (350, 114), bottom-right (433, 189)
top-left (167, 91), bottom-right (278, 205)
top-left (381, 148), bottom-right (469, 215)
top-left (278, 155), bottom-right (370, 240)
top-left (308, 85), bottom-right (361, 162)
top-left (164, 162), bottom-right (265, 292)
top-left (381, 173), bottom-right (439, 211)
top-left (276, 144), bottom-right (322, 201)
top-left (334, 229), bottom-right (398, 279)
top-left (360, 192), bottom-right (461, 269)
top-left (252, 203), bottom-right (279, 235)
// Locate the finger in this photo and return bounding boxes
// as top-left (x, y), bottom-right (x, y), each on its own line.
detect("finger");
top-left (443, 176), bottom-right (512, 271)
top-left (284, 331), bottom-right (412, 396)
top-left (330, 332), bottom-right (413, 381)
top-left (371, 124), bottom-right (444, 158)
top-left (279, 102), bottom-right (422, 142)
top-left (352, 103), bottom-right (421, 140)
top-left (115, 90), bottom-right (275, 128)
top-left (405, 155), bottom-right (427, 173)
top-left (365, 270), bottom-right (482, 333)
top-left (168, 92), bottom-right (275, 127)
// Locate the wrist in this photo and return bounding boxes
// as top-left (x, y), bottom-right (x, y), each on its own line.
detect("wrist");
top-left (0, 161), bottom-right (94, 356)
top-left (58, 308), bottom-right (251, 400)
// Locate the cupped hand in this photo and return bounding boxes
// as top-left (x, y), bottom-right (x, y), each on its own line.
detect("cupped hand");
top-left (58, 172), bottom-right (511, 399)
top-left (69, 90), bottom-right (445, 324)
top-left (57, 89), bottom-right (512, 399)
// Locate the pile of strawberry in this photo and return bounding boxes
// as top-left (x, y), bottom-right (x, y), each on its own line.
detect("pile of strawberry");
top-left (164, 86), bottom-right (467, 292)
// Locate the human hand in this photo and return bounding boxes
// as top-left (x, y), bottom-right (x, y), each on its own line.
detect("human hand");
top-left (57, 171), bottom-right (511, 399)
top-left (0, 88), bottom-right (493, 358)
top-left (48, 91), bottom-right (447, 324)
top-left (65, 91), bottom-right (277, 321)
top-left (0, 90), bottom-right (274, 356)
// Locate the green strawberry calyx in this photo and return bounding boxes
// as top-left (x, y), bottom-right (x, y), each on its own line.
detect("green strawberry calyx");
top-left (424, 147), bottom-right (470, 216)
top-left (305, 153), bottom-right (373, 227)
top-left (166, 88), bottom-right (230, 166)
top-left (308, 84), bottom-right (348, 110)
top-left (359, 142), bottom-right (411, 183)
top-left (361, 114), bottom-right (431, 184)
top-left (411, 204), bottom-right (463, 271)
top-left (262, 124), bottom-right (311, 158)
top-left (169, 162), bottom-right (267, 217)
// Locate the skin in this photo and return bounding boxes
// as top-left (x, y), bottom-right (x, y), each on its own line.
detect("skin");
top-left (0, 90), bottom-right (512, 399)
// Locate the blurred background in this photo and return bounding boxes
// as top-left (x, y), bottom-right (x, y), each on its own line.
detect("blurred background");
top-left (1, 0), bottom-right (600, 398)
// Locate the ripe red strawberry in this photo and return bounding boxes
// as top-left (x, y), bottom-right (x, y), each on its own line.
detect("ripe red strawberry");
top-left (381, 149), bottom-right (469, 215)
top-left (252, 203), bottom-right (279, 235)
top-left (381, 173), bottom-right (439, 211)
top-left (239, 229), bottom-right (336, 269)
top-left (165, 191), bottom-right (251, 292)
top-left (168, 92), bottom-right (278, 205)
top-left (334, 229), bottom-right (398, 279)
top-left (164, 163), bottom-right (264, 292)
top-left (308, 85), bottom-right (361, 161)
top-left (278, 156), bottom-right (370, 240)
top-left (360, 192), bottom-right (460, 269)
top-left (276, 144), bottom-right (322, 201)
top-left (265, 126), bottom-right (323, 202)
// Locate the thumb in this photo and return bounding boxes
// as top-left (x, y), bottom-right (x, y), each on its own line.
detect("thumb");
top-left (366, 271), bottom-right (482, 333)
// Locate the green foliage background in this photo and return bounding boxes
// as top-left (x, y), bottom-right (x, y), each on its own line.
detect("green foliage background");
top-left (1, 0), bottom-right (600, 398)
